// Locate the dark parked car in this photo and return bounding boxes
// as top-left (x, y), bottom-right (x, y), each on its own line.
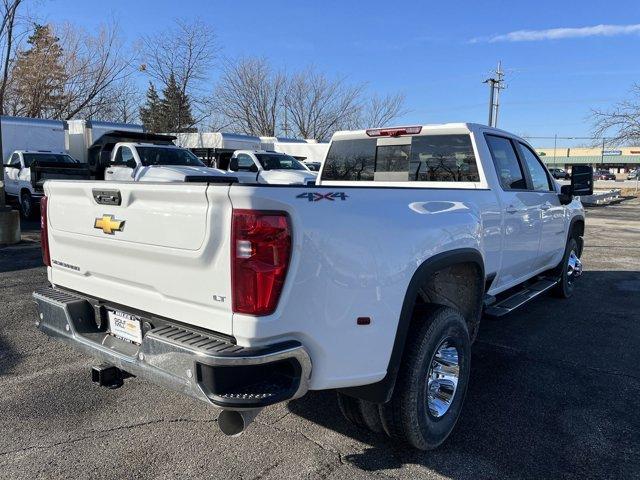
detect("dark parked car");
top-left (627, 169), bottom-right (638, 180)
top-left (548, 167), bottom-right (570, 180)
top-left (593, 170), bottom-right (616, 181)
top-left (303, 161), bottom-right (322, 172)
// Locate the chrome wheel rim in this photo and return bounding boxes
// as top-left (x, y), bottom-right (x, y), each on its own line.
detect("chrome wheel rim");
top-left (427, 340), bottom-right (460, 418)
top-left (566, 250), bottom-right (582, 285)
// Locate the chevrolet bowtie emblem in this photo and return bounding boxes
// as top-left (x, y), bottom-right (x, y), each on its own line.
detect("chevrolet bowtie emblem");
top-left (94, 215), bottom-right (125, 235)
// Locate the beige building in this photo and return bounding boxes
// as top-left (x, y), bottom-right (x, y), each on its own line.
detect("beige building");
top-left (535, 146), bottom-right (640, 173)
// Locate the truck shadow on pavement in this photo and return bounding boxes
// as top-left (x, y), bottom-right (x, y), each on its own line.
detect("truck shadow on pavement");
top-left (288, 270), bottom-right (640, 479)
top-left (0, 243), bottom-right (43, 273)
top-left (0, 336), bottom-right (21, 376)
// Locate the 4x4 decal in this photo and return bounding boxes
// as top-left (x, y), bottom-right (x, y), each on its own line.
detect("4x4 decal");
top-left (296, 192), bottom-right (349, 202)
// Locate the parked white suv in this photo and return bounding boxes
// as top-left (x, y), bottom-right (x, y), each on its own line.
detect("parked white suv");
top-left (33, 123), bottom-right (592, 450)
top-left (228, 150), bottom-right (317, 185)
top-left (104, 143), bottom-right (227, 182)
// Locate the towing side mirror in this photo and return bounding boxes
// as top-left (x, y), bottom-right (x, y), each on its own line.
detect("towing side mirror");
top-left (570, 165), bottom-right (593, 196)
top-left (229, 158), bottom-right (239, 171)
top-left (125, 159), bottom-right (137, 169)
top-left (559, 165), bottom-right (593, 205)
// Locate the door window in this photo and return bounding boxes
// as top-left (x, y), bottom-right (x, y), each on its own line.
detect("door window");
top-left (236, 154), bottom-right (256, 171)
top-left (120, 147), bottom-right (134, 164)
top-left (9, 153), bottom-right (21, 167)
top-left (113, 147), bottom-right (134, 166)
top-left (518, 143), bottom-right (553, 191)
top-left (485, 135), bottom-right (526, 190)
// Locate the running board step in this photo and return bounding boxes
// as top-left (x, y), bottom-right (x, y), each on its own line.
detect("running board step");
top-left (484, 278), bottom-right (559, 317)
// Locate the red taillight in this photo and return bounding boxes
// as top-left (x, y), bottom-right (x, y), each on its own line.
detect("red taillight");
top-left (365, 126), bottom-right (422, 137)
top-left (40, 196), bottom-right (51, 267)
top-left (231, 209), bottom-right (291, 316)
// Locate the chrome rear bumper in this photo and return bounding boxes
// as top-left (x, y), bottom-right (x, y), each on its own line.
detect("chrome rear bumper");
top-left (33, 286), bottom-right (312, 409)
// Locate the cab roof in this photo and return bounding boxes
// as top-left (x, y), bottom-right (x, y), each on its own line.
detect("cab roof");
top-left (329, 123), bottom-right (524, 142)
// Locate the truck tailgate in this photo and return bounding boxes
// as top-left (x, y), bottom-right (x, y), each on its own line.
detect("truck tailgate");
top-left (45, 181), bottom-right (234, 335)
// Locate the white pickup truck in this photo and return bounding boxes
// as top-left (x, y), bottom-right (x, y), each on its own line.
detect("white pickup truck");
top-left (3, 150), bottom-right (89, 218)
top-left (227, 150), bottom-right (317, 185)
top-left (33, 123), bottom-right (592, 450)
top-left (104, 142), bottom-right (227, 182)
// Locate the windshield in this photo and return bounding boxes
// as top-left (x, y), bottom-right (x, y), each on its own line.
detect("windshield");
top-left (23, 153), bottom-right (77, 167)
top-left (136, 147), bottom-right (205, 167)
top-left (255, 153), bottom-right (306, 171)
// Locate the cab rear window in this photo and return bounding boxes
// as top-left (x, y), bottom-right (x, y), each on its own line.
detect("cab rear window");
top-left (322, 134), bottom-right (480, 182)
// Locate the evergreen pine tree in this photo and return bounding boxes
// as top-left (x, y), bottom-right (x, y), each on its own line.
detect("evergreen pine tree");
top-left (139, 82), bottom-right (164, 132)
top-left (13, 24), bottom-right (67, 118)
top-left (160, 73), bottom-right (195, 133)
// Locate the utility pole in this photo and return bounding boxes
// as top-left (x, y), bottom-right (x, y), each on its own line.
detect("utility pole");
top-left (553, 134), bottom-right (558, 167)
top-left (484, 61), bottom-right (506, 128)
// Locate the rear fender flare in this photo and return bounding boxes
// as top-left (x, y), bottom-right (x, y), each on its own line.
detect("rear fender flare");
top-left (338, 248), bottom-right (485, 403)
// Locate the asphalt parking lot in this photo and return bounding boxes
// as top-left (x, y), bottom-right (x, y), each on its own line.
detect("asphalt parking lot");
top-left (1, 201), bottom-right (639, 480)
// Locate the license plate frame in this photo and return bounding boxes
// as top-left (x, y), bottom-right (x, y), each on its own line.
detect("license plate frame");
top-left (107, 309), bottom-right (142, 344)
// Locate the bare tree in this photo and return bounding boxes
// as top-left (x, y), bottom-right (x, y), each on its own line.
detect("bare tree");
top-left (141, 18), bottom-right (217, 124)
top-left (214, 57), bottom-right (286, 136)
top-left (591, 84), bottom-right (640, 145)
top-left (284, 68), bottom-right (363, 141)
top-left (361, 92), bottom-right (407, 128)
top-left (55, 21), bottom-right (133, 120)
top-left (0, 0), bottom-right (21, 114)
top-left (90, 78), bottom-right (142, 123)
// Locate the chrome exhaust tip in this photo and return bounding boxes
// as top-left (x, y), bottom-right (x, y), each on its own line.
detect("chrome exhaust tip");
top-left (217, 408), bottom-right (262, 437)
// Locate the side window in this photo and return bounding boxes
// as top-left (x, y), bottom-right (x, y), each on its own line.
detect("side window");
top-left (112, 147), bottom-right (123, 164)
top-left (120, 147), bottom-right (134, 164)
top-left (113, 147), bottom-right (134, 166)
top-left (485, 135), bottom-right (526, 190)
top-left (10, 153), bottom-right (21, 167)
top-left (237, 154), bottom-right (256, 171)
top-left (519, 143), bottom-right (553, 191)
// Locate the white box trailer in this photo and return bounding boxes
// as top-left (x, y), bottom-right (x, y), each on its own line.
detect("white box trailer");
top-left (1, 116), bottom-right (67, 163)
top-left (260, 136), bottom-right (329, 164)
top-left (66, 119), bottom-right (144, 163)
top-left (172, 132), bottom-right (263, 167)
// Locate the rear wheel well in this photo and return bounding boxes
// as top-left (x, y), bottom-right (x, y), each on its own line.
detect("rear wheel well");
top-left (413, 262), bottom-right (483, 342)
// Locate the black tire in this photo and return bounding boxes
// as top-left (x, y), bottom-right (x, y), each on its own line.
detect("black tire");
top-left (20, 190), bottom-right (35, 219)
top-left (379, 306), bottom-right (471, 450)
top-left (337, 392), bottom-right (366, 427)
top-left (552, 237), bottom-right (580, 299)
top-left (337, 393), bottom-right (384, 433)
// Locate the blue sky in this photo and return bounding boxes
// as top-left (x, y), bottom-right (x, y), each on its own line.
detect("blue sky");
top-left (37, 0), bottom-right (640, 145)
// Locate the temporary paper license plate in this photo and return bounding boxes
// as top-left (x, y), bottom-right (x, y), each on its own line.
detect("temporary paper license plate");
top-left (108, 309), bottom-right (142, 344)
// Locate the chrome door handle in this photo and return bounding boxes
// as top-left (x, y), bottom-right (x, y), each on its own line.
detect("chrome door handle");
top-left (505, 205), bottom-right (518, 214)
top-left (540, 202), bottom-right (551, 211)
